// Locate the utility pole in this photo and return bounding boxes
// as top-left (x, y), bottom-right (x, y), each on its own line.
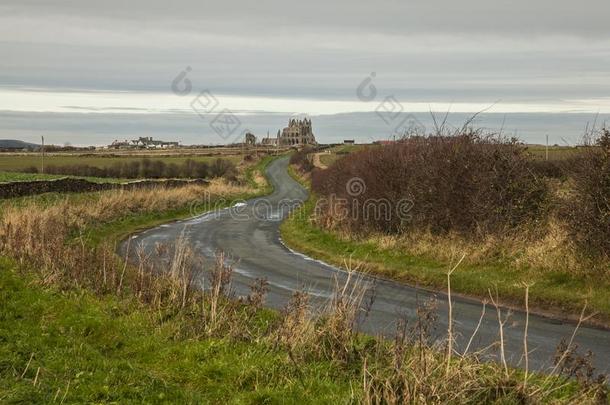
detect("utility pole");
top-left (41, 136), bottom-right (45, 174)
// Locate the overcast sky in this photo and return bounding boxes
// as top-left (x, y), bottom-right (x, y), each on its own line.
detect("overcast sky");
top-left (2, 0), bottom-right (610, 103)
top-left (1, 1), bottom-right (609, 145)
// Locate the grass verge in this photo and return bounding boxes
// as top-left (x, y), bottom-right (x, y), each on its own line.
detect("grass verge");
top-left (243, 154), bottom-right (276, 196)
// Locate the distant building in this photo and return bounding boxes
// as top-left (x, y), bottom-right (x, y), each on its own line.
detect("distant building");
top-left (244, 132), bottom-right (256, 146)
top-left (109, 137), bottom-right (179, 149)
top-left (133, 136), bottom-right (179, 148)
top-left (109, 140), bottom-right (132, 149)
top-left (261, 134), bottom-right (278, 146)
top-left (279, 118), bottom-right (316, 146)
top-left (343, 139), bottom-right (355, 144)
top-left (261, 130), bottom-right (278, 146)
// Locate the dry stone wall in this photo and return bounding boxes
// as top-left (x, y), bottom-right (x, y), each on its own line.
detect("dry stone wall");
top-left (0, 177), bottom-right (209, 199)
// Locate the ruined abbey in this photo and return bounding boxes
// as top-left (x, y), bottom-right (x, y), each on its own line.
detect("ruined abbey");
top-left (259, 118), bottom-right (317, 147)
top-left (279, 118), bottom-right (317, 146)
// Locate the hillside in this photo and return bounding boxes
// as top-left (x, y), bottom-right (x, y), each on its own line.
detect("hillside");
top-left (0, 139), bottom-right (39, 150)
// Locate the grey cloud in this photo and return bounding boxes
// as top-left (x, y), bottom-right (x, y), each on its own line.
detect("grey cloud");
top-left (1, 0), bottom-right (609, 105)
top-left (3, 0), bottom-right (610, 37)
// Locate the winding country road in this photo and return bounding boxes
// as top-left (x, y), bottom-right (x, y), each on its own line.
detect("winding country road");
top-left (122, 156), bottom-right (610, 374)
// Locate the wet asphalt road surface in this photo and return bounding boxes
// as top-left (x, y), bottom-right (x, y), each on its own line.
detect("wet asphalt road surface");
top-left (121, 156), bottom-right (609, 374)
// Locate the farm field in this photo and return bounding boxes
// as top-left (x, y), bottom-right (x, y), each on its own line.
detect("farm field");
top-left (318, 143), bottom-right (581, 167)
top-left (0, 171), bottom-right (125, 183)
top-left (525, 144), bottom-right (590, 160)
top-left (318, 144), bottom-right (369, 166)
top-left (0, 153), bottom-right (243, 172)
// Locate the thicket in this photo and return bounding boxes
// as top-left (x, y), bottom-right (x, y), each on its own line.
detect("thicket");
top-left (563, 129), bottom-right (610, 259)
top-left (22, 158), bottom-right (237, 180)
top-left (289, 146), bottom-right (317, 172)
top-left (312, 132), bottom-right (549, 237)
top-left (529, 159), bottom-right (571, 179)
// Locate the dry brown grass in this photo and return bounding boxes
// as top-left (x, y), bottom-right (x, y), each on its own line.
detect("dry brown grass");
top-left (0, 179), bottom-right (253, 286)
top-left (271, 260), bottom-right (608, 403)
top-left (2, 178), bottom-right (247, 228)
top-left (251, 171), bottom-right (267, 188)
top-left (359, 284), bottom-right (607, 404)
top-left (0, 177), bottom-right (264, 343)
top-left (359, 216), bottom-right (598, 276)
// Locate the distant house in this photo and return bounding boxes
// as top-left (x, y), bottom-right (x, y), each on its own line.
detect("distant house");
top-left (133, 137), bottom-right (179, 148)
top-left (343, 139), bottom-right (355, 144)
top-left (109, 137), bottom-right (179, 149)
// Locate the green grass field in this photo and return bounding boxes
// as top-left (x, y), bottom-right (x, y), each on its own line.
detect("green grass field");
top-left (525, 145), bottom-right (588, 160)
top-left (319, 144), bottom-right (369, 167)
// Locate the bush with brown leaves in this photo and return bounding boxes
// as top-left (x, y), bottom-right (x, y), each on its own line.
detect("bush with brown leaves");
top-left (312, 132), bottom-right (549, 238)
top-left (563, 129), bottom-right (610, 259)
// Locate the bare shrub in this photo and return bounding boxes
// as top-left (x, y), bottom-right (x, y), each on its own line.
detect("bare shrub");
top-left (529, 158), bottom-right (570, 179)
top-left (209, 158), bottom-right (237, 180)
top-left (312, 131), bottom-right (549, 238)
top-left (563, 128), bottom-right (610, 260)
top-left (289, 147), bottom-right (317, 172)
